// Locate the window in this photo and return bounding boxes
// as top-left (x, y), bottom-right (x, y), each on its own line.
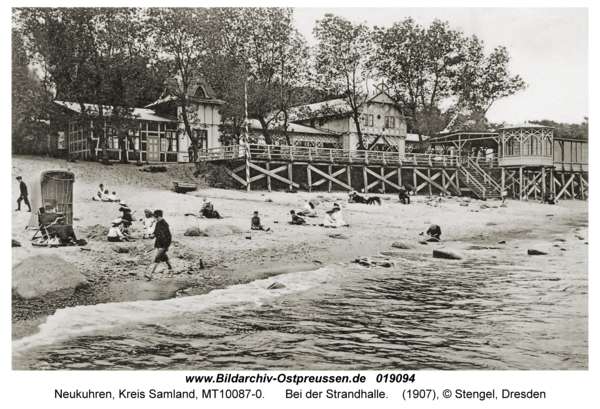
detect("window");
top-left (195, 129), bottom-right (208, 149)
top-left (389, 117), bottom-right (395, 128)
top-left (165, 131), bottom-right (178, 152)
top-left (368, 114), bottom-right (373, 127)
top-left (505, 136), bottom-right (520, 156)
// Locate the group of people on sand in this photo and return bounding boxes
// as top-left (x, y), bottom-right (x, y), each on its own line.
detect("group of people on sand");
top-left (286, 200), bottom-right (348, 228)
top-left (92, 183), bottom-right (121, 203)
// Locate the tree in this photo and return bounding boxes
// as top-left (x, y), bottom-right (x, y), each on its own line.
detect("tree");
top-left (371, 18), bottom-right (465, 141)
top-left (452, 36), bottom-right (527, 128)
top-left (203, 8), bottom-right (312, 146)
top-left (16, 8), bottom-right (155, 163)
top-left (313, 14), bottom-right (373, 150)
top-left (12, 27), bottom-right (52, 155)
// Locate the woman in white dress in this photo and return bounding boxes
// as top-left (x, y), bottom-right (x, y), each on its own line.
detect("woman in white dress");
top-left (331, 207), bottom-right (348, 227)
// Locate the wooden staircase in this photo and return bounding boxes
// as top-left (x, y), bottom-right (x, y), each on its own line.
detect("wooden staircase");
top-left (458, 165), bottom-right (502, 200)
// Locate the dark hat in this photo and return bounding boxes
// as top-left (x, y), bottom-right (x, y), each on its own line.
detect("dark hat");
top-left (290, 210), bottom-right (295, 214)
top-left (119, 207), bottom-right (131, 212)
top-left (153, 209), bottom-right (163, 217)
top-left (253, 211), bottom-right (258, 214)
top-left (16, 176), bottom-right (22, 180)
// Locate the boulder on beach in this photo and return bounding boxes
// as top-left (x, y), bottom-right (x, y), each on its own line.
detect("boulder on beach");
top-left (12, 239), bottom-right (21, 247)
top-left (527, 249), bottom-right (548, 256)
top-left (184, 226), bottom-right (201, 236)
top-left (433, 249), bottom-right (464, 260)
top-left (267, 282), bottom-right (286, 290)
top-left (202, 225), bottom-right (234, 237)
top-left (391, 241), bottom-right (414, 249)
top-left (460, 203), bottom-right (468, 207)
top-left (329, 233), bottom-right (349, 239)
top-left (12, 254), bottom-right (89, 300)
top-left (500, 204), bottom-right (507, 208)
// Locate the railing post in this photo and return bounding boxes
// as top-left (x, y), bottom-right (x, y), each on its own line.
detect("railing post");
top-left (267, 145), bottom-right (271, 160)
top-left (429, 154), bottom-right (432, 167)
top-left (330, 149), bottom-right (333, 163)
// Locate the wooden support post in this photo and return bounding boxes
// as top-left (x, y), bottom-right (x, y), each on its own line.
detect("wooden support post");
top-left (246, 158), bottom-right (251, 193)
top-left (413, 170), bottom-right (418, 195)
top-left (398, 167), bottom-right (402, 191)
top-left (534, 170), bottom-right (538, 201)
top-left (541, 167), bottom-right (546, 203)
top-left (328, 165), bottom-right (332, 193)
top-left (266, 162), bottom-right (271, 192)
top-left (519, 167), bottom-right (523, 201)
top-left (347, 166), bottom-right (352, 192)
top-left (288, 164), bottom-right (293, 191)
top-left (442, 171), bottom-right (446, 190)
top-left (570, 173), bottom-right (575, 199)
top-left (381, 167), bottom-right (386, 194)
top-left (580, 173), bottom-right (585, 200)
top-left (428, 169), bottom-right (433, 196)
top-left (549, 168), bottom-right (554, 195)
top-left (501, 168), bottom-right (505, 191)
top-left (307, 165), bottom-right (312, 192)
top-left (363, 166), bottom-right (369, 193)
top-left (561, 173), bottom-right (566, 197)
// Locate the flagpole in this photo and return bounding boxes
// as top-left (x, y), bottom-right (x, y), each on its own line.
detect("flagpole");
top-left (244, 79), bottom-right (251, 193)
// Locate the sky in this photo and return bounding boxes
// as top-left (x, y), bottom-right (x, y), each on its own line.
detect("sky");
top-left (293, 7), bottom-right (588, 125)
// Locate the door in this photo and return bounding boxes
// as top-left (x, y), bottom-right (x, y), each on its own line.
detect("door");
top-left (148, 136), bottom-right (160, 162)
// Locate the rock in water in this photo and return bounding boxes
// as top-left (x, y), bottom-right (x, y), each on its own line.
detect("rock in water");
top-left (432, 249), bottom-right (464, 260)
top-left (267, 282), bottom-right (286, 290)
top-left (12, 239), bottom-right (21, 247)
top-left (184, 227), bottom-right (201, 236)
top-left (12, 255), bottom-right (89, 299)
top-left (527, 249), bottom-right (548, 255)
top-left (391, 241), bottom-right (414, 249)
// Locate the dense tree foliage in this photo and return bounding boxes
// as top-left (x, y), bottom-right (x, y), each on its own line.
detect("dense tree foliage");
top-left (13, 7), bottom-right (580, 159)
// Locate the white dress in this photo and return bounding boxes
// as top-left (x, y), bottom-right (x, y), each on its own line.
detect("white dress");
top-left (142, 217), bottom-right (156, 237)
top-left (331, 211), bottom-right (348, 227)
top-left (323, 213), bottom-right (337, 227)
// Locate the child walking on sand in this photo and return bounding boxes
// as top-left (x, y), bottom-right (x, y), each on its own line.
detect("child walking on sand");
top-left (143, 210), bottom-right (173, 280)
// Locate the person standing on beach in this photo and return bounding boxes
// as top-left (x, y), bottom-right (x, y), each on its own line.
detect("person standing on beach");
top-left (144, 209), bottom-right (173, 280)
top-left (15, 176), bottom-right (31, 212)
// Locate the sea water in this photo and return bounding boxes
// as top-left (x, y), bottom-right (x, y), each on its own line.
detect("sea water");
top-left (13, 249), bottom-right (587, 370)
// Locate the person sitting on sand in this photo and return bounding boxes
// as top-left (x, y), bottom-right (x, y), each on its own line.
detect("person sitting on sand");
top-left (425, 224), bottom-right (442, 240)
top-left (290, 210), bottom-right (307, 225)
top-left (300, 200), bottom-right (317, 217)
top-left (399, 186), bottom-right (410, 205)
top-left (200, 198), bottom-right (222, 219)
top-left (106, 191), bottom-right (119, 202)
top-left (251, 211), bottom-right (270, 231)
top-left (331, 207), bottom-right (348, 227)
top-left (108, 218), bottom-right (132, 242)
top-left (93, 184), bottom-right (105, 201)
top-left (322, 210), bottom-right (337, 227)
top-left (544, 191), bottom-right (557, 205)
top-left (143, 210), bottom-right (173, 280)
top-left (50, 216), bottom-right (78, 246)
top-left (140, 209), bottom-right (156, 239)
top-left (501, 188), bottom-right (508, 204)
top-left (119, 205), bottom-right (134, 234)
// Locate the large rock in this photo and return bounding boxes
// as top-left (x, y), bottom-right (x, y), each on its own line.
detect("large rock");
top-left (432, 249), bottom-right (464, 260)
top-left (391, 241), bottom-right (414, 249)
top-left (202, 225), bottom-right (234, 237)
top-left (12, 239), bottom-right (21, 247)
top-left (12, 255), bottom-right (89, 299)
top-left (267, 282), bottom-right (286, 290)
top-left (527, 249), bottom-right (548, 256)
top-left (224, 225), bottom-right (244, 234)
top-left (329, 233), bottom-right (349, 239)
top-left (184, 227), bottom-right (201, 236)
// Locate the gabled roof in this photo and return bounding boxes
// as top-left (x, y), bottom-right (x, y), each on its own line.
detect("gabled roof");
top-left (289, 90), bottom-right (405, 120)
top-left (499, 123), bottom-right (554, 130)
top-left (54, 101), bottom-right (175, 122)
top-left (249, 119), bottom-right (339, 135)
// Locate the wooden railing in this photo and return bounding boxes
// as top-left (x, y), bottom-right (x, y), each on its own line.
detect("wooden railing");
top-left (459, 166), bottom-right (487, 199)
top-left (197, 144), bottom-right (461, 167)
top-left (466, 157), bottom-right (502, 193)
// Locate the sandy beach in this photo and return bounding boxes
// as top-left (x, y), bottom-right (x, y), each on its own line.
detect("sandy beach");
top-left (12, 155), bottom-right (588, 342)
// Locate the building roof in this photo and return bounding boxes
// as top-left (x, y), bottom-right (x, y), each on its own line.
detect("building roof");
top-left (249, 119), bottom-right (339, 135)
top-left (54, 101), bottom-right (175, 122)
top-left (499, 123), bottom-right (554, 130)
top-left (290, 90), bottom-right (405, 120)
top-left (406, 133), bottom-right (429, 142)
